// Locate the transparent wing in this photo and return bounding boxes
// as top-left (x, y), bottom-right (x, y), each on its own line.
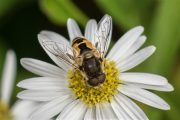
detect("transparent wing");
top-left (95, 15), bottom-right (112, 58)
top-left (41, 40), bottom-right (78, 68)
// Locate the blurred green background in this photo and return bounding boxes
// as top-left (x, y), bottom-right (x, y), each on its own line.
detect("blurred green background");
top-left (0, 0), bottom-right (179, 119)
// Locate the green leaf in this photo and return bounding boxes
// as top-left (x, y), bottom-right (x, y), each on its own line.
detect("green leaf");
top-left (146, 109), bottom-right (162, 120)
top-left (161, 94), bottom-right (180, 120)
top-left (39, 0), bottom-right (88, 26)
top-left (145, 0), bottom-right (180, 76)
top-left (0, 0), bottom-right (19, 17)
top-left (0, 37), bottom-right (7, 87)
top-left (95, 0), bottom-right (154, 30)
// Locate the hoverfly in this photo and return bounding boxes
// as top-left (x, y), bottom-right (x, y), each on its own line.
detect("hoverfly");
top-left (41, 15), bottom-right (112, 86)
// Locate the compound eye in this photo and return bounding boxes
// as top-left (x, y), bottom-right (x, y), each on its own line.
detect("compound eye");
top-left (88, 78), bottom-right (99, 86)
top-left (98, 73), bottom-right (106, 83)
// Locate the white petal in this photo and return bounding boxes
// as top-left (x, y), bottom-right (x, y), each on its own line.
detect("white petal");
top-left (1, 50), bottom-right (16, 104)
top-left (117, 46), bottom-right (156, 72)
top-left (116, 35), bottom-right (146, 63)
top-left (21, 58), bottom-right (67, 78)
top-left (115, 93), bottom-right (148, 120)
top-left (118, 85), bottom-right (170, 110)
top-left (38, 31), bottom-right (71, 71)
top-left (67, 18), bottom-right (83, 41)
top-left (107, 26), bottom-right (144, 60)
top-left (111, 99), bottom-right (132, 120)
top-left (95, 14), bottom-right (112, 55)
top-left (17, 90), bottom-right (69, 101)
top-left (30, 95), bottom-right (74, 120)
top-left (125, 83), bottom-right (174, 92)
top-left (12, 100), bottom-right (40, 120)
top-left (120, 72), bottom-right (168, 85)
top-left (85, 19), bottom-right (97, 44)
top-left (99, 103), bottom-right (118, 120)
top-left (84, 106), bottom-right (95, 120)
top-left (17, 77), bottom-right (68, 90)
top-left (57, 100), bottom-right (87, 120)
top-left (39, 31), bottom-right (70, 44)
top-left (95, 104), bottom-right (102, 120)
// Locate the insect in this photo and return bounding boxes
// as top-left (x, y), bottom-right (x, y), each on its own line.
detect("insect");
top-left (71, 37), bottom-right (105, 86)
top-left (41, 15), bottom-right (112, 86)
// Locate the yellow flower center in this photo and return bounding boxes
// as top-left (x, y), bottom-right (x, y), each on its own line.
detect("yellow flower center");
top-left (0, 101), bottom-right (12, 120)
top-left (68, 60), bottom-right (121, 106)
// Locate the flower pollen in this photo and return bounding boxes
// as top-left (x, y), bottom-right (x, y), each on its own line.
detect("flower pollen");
top-left (68, 60), bottom-right (120, 106)
top-left (0, 101), bottom-right (12, 120)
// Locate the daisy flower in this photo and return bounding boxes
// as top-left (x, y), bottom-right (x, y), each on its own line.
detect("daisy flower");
top-left (0, 50), bottom-right (38, 120)
top-left (17, 15), bottom-right (174, 120)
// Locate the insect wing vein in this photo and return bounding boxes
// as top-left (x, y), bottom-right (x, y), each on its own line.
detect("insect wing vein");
top-left (42, 40), bottom-right (78, 68)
